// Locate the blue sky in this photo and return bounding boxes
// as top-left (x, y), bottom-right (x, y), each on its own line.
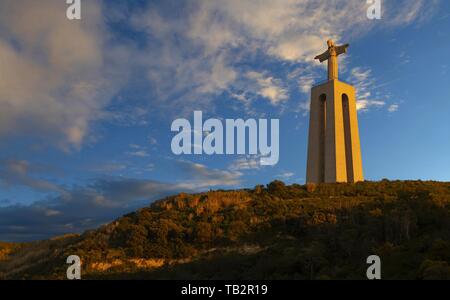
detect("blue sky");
top-left (0, 0), bottom-right (449, 241)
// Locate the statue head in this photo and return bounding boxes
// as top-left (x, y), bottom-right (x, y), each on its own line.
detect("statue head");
top-left (327, 39), bottom-right (334, 47)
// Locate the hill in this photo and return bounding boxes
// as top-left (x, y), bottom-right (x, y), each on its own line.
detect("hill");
top-left (1, 180), bottom-right (450, 280)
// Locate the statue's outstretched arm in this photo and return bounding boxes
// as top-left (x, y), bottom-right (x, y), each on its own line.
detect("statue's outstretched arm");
top-left (314, 50), bottom-right (330, 63)
top-left (336, 44), bottom-right (350, 56)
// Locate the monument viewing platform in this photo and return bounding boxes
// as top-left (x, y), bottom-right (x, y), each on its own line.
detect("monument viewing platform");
top-left (313, 78), bottom-right (353, 88)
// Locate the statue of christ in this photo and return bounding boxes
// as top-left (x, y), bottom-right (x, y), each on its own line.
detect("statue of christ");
top-left (314, 40), bottom-right (349, 81)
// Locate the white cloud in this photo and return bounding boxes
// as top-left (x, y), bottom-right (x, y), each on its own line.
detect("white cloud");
top-left (229, 156), bottom-right (262, 171)
top-left (351, 67), bottom-right (371, 82)
top-left (0, 0), bottom-right (128, 150)
top-left (289, 66), bottom-right (321, 115)
top-left (356, 100), bottom-right (386, 112)
top-left (388, 104), bottom-right (400, 112)
top-left (268, 35), bottom-right (325, 62)
top-left (0, 0), bottom-right (439, 149)
top-left (350, 67), bottom-right (402, 114)
top-left (199, 0), bottom-right (363, 62)
top-left (191, 0), bottom-right (438, 63)
top-left (297, 99), bottom-right (312, 116)
top-left (176, 160), bottom-right (242, 188)
top-left (298, 75), bottom-right (316, 94)
top-left (277, 172), bottom-right (295, 180)
top-left (131, 0), bottom-right (439, 115)
top-left (126, 144), bottom-right (150, 157)
top-left (246, 71), bottom-right (289, 105)
top-left (127, 151), bottom-right (150, 158)
top-left (386, 0), bottom-right (441, 26)
top-left (350, 67), bottom-right (387, 112)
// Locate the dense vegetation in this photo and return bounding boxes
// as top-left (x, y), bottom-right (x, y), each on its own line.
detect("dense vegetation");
top-left (1, 180), bottom-right (450, 280)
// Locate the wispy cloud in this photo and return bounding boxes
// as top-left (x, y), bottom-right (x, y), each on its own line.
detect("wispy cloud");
top-left (129, 0), bottom-right (439, 116)
top-left (388, 104), bottom-right (400, 113)
top-left (126, 144), bottom-right (150, 157)
top-left (176, 160), bottom-right (242, 188)
top-left (0, 0), bottom-right (440, 149)
top-left (0, 0), bottom-right (129, 150)
top-left (89, 163), bottom-right (128, 174)
top-left (276, 172), bottom-right (295, 180)
top-left (356, 100), bottom-right (386, 112)
top-left (229, 155), bottom-right (263, 171)
top-left (245, 71), bottom-right (289, 105)
top-left (0, 160), bottom-right (64, 194)
top-left (350, 67), bottom-right (387, 112)
top-left (127, 151), bottom-right (150, 158)
top-left (386, 0), bottom-right (441, 26)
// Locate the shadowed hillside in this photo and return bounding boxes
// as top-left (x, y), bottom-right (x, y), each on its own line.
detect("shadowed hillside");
top-left (1, 180), bottom-right (450, 280)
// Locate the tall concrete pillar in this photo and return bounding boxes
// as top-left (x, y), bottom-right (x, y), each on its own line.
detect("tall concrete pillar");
top-left (306, 80), bottom-right (364, 183)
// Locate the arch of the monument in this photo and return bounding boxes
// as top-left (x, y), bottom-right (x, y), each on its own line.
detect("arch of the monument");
top-left (319, 94), bottom-right (327, 183)
top-left (342, 93), bottom-right (354, 183)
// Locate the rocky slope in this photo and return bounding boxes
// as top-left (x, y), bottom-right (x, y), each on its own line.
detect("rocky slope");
top-left (1, 180), bottom-right (450, 280)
